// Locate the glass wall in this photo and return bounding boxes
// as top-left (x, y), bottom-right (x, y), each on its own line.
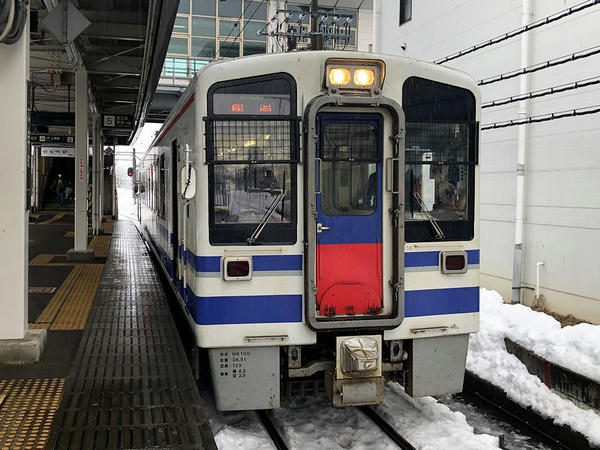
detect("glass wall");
top-left (163, 0), bottom-right (268, 79)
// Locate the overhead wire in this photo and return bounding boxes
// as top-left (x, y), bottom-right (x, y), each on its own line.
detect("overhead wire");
top-left (481, 104), bottom-right (600, 130)
top-left (435, 0), bottom-right (600, 64)
top-left (482, 76), bottom-right (600, 108)
top-left (477, 44), bottom-right (600, 86)
top-left (216, 0), bottom-right (255, 58)
top-left (225, 0), bottom-right (266, 51)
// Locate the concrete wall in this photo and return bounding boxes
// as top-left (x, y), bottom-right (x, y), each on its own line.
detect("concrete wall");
top-left (378, 0), bottom-right (600, 323)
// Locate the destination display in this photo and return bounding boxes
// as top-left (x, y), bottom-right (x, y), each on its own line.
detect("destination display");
top-left (213, 93), bottom-right (291, 115)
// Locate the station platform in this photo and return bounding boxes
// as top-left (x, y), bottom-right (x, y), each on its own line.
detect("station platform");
top-left (0, 214), bottom-right (216, 449)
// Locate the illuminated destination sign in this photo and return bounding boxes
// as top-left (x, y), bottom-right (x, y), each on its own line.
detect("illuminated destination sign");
top-left (213, 93), bottom-right (291, 115)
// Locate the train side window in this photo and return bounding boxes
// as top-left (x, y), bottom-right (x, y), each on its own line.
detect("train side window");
top-left (402, 77), bottom-right (477, 242)
top-left (206, 73), bottom-right (299, 245)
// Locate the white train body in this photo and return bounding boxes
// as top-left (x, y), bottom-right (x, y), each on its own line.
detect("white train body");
top-left (138, 51), bottom-right (480, 410)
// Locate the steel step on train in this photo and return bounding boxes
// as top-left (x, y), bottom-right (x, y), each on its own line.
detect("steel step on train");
top-left (136, 51), bottom-right (480, 411)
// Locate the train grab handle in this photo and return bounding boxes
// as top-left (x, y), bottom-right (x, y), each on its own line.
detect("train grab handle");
top-left (385, 157), bottom-right (400, 194)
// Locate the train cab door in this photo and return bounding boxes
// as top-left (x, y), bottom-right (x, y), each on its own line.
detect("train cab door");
top-left (315, 113), bottom-right (385, 317)
top-left (171, 139), bottom-right (180, 285)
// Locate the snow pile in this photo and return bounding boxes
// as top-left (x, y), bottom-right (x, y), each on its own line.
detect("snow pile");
top-left (375, 383), bottom-right (499, 450)
top-left (476, 289), bottom-right (600, 381)
top-left (468, 288), bottom-right (600, 446)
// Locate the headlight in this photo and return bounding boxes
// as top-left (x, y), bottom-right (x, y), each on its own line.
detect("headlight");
top-left (324, 59), bottom-right (385, 93)
top-left (354, 68), bottom-right (375, 86)
top-left (328, 68), bottom-right (351, 85)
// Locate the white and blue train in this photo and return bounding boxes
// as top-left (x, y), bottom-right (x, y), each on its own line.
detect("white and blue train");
top-left (137, 51), bottom-right (480, 411)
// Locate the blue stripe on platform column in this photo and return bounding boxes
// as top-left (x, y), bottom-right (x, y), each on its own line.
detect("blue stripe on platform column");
top-left (405, 286), bottom-right (479, 317)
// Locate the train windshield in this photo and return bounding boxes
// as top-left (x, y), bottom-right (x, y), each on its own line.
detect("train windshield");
top-left (206, 74), bottom-right (299, 245)
top-left (402, 77), bottom-right (477, 242)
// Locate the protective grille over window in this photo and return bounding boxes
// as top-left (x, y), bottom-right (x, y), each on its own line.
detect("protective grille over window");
top-left (322, 123), bottom-right (379, 162)
top-left (207, 119), bottom-right (299, 163)
top-left (405, 122), bottom-right (474, 164)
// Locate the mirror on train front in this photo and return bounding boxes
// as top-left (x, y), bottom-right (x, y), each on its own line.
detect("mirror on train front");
top-left (181, 165), bottom-right (196, 199)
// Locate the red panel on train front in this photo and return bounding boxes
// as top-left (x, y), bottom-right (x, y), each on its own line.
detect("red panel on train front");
top-left (316, 243), bottom-right (383, 316)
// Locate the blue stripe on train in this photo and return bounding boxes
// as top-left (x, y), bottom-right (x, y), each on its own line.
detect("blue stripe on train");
top-left (188, 253), bottom-right (303, 273)
top-left (405, 286), bottom-right (479, 317)
top-left (181, 286), bottom-right (478, 325)
top-left (405, 250), bottom-right (480, 268)
top-left (187, 290), bottom-right (303, 325)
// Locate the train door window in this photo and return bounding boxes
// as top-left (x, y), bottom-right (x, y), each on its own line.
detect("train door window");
top-left (402, 77), bottom-right (477, 242)
top-left (159, 154), bottom-right (166, 219)
top-left (320, 122), bottom-right (380, 216)
top-left (206, 73), bottom-right (299, 245)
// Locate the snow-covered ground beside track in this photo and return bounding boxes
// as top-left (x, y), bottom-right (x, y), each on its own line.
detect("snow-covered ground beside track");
top-left (475, 289), bottom-right (600, 381)
top-left (208, 385), bottom-right (499, 449)
top-left (468, 288), bottom-right (600, 447)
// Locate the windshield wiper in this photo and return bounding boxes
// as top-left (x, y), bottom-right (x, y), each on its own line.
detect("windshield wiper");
top-left (246, 191), bottom-right (286, 245)
top-left (413, 192), bottom-right (445, 240)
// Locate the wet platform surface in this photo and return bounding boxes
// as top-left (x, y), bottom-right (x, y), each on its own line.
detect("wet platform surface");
top-left (45, 221), bottom-right (216, 449)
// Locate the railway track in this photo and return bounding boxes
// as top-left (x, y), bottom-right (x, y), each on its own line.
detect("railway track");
top-left (359, 406), bottom-right (417, 450)
top-left (257, 406), bottom-right (416, 450)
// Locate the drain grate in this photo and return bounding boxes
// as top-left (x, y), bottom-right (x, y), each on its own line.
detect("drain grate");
top-left (46, 222), bottom-right (215, 449)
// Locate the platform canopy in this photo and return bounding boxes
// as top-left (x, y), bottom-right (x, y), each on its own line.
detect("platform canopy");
top-left (30, 0), bottom-right (178, 144)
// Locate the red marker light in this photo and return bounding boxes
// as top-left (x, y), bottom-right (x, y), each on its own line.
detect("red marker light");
top-left (259, 104), bottom-right (272, 113)
top-left (231, 103), bottom-right (245, 113)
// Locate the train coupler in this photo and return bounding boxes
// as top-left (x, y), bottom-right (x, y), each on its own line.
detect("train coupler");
top-left (325, 335), bottom-right (384, 407)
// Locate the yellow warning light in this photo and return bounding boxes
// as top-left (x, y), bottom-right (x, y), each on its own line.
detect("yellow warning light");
top-left (354, 68), bottom-right (375, 86)
top-left (328, 67), bottom-right (351, 85)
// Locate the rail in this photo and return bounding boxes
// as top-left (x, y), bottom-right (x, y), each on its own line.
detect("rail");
top-left (359, 406), bottom-right (417, 450)
top-left (256, 410), bottom-right (288, 450)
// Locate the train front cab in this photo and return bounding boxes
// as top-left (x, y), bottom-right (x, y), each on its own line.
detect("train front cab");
top-left (297, 58), bottom-right (480, 407)
top-left (192, 53), bottom-right (480, 411)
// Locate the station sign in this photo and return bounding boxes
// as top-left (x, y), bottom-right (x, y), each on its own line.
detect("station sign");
top-left (41, 147), bottom-right (75, 158)
top-left (31, 134), bottom-right (74, 145)
top-left (102, 114), bottom-right (134, 129)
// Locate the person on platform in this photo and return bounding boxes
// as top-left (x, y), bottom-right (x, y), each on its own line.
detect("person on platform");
top-left (50, 174), bottom-right (65, 207)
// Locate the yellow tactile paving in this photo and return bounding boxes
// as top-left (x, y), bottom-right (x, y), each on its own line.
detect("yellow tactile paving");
top-left (37, 213), bottom-right (65, 225)
top-left (50, 264), bottom-right (104, 330)
top-left (28, 254), bottom-right (54, 266)
top-left (0, 378), bottom-right (65, 450)
top-left (28, 254), bottom-right (74, 267)
top-left (34, 265), bottom-right (84, 325)
top-left (89, 235), bottom-right (111, 258)
top-left (63, 231), bottom-right (74, 238)
top-left (28, 323), bottom-right (50, 330)
top-left (102, 221), bottom-right (114, 234)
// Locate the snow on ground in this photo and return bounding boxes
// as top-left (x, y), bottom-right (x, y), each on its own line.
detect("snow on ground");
top-left (373, 383), bottom-right (499, 450)
top-left (476, 289), bottom-right (600, 381)
top-left (207, 385), bottom-right (499, 450)
top-left (468, 288), bottom-right (600, 446)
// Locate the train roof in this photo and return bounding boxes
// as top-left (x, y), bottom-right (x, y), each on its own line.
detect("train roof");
top-left (143, 50), bottom-right (480, 156)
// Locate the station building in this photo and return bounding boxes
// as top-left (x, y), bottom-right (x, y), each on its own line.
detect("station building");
top-left (373, 0), bottom-right (600, 323)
